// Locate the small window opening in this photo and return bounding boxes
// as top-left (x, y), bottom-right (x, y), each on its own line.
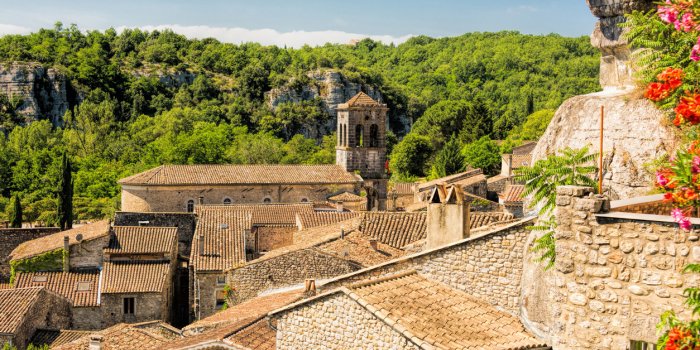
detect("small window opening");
top-left (123, 297), bottom-right (135, 315)
top-left (223, 198), bottom-right (232, 205)
top-left (76, 281), bottom-right (92, 292)
top-left (32, 275), bottom-right (48, 283)
top-left (186, 200), bottom-right (195, 213)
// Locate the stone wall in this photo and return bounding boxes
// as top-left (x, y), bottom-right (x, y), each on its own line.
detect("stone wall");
top-left (121, 183), bottom-right (359, 213)
top-left (72, 307), bottom-right (102, 330)
top-left (276, 292), bottom-right (420, 350)
top-left (0, 228), bottom-right (60, 281)
top-left (113, 211), bottom-right (196, 257)
top-left (194, 272), bottom-right (225, 319)
top-left (101, 292), bottom-right (167, 328)
top-left (321, 220), bottom-right (532, 314)
top-left (255, 226), bottom-right (296, 252)
top-left (227, 249), bottom-right (359, 305)
top-left (12, 289), bottom-right (72, 349)
top-left (521, 186), bottom-right (700, 349)
top-left (68, 236), bottom-right (109, 269)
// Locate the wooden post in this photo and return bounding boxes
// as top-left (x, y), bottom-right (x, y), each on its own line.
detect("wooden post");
top-left (599, 105), bottom-right (604, 194)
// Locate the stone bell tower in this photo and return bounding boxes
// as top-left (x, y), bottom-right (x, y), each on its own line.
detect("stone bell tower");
top-left (336, 92), bottom-right (388, 210)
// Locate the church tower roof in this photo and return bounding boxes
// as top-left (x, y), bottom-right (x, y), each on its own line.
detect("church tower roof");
top-left (338, 92), bottom-right (386, 109)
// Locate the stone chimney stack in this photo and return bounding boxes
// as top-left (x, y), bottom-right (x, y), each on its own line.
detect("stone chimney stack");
top-left (88, 334), bottom-right (103, 350)
top-left (63, 236), bottom-right (70, 272)
top-left (198, 234), bottom-right (205, 255)
top-left (369, 238), bottom-right (378, 251)
top-left (198, 196), bottom-right (204, 205)
top-left (426, 185), bottom-right (470, 250)
top-left (336, 201), bottom-right (344, 212)
top-left (304, 279), bottom-right (316, 296)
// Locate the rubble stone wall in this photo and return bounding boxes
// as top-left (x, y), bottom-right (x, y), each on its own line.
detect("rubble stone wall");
top-left (0, 228), bottom-right (60, 281)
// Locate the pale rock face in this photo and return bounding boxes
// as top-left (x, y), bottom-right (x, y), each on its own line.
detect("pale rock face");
top-left (0, 63), bottom-right (73, 126)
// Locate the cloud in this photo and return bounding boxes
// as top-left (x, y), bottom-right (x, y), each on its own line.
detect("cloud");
top-left (0, 23), bottom-right (31, 36)
top-left (118, 24), bottom-right (414, 48)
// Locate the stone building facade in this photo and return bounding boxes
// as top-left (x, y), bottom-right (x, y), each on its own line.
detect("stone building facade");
top-left (521, 186), bottom-right (700, 349)
top-left (0, 287), bottom-right (72, 349)
top-left (0, 228), bottom-right (59, 281)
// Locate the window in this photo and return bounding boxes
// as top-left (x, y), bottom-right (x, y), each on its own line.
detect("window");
top-left (216, 289), bottom-right (227, 310)
top-left (369, 124), bottom-right (379, 147)
top-left (223, 197), bottom-right (232, 205)
top-left (123, 297), bottom-right (135, 315)
top-left (32, 275), bottom-right (48, 283)
top-left (186, 200), bottom-right (195, 213)
top-left (630, 340), bottom-right (656, 350)
top-left (263, 197), bottom-right (272, 204)
top-left (355, 125), bottom-right (364, 147)
top-left (75, 281), bottom-right (92, 292)
top-left (216, 276), bottom-right (226, 285)
top-left (300, 198), bottom-right (309, 203)
top-left (343, 124), bottom-right (347, 146)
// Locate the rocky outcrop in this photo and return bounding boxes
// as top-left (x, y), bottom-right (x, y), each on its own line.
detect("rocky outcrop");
top-left (532, 89), bottom-right (678, 200)
top-left (0, 63), bottom-right (73, 126)
top-left (586, 0), bottom-right (653, 89)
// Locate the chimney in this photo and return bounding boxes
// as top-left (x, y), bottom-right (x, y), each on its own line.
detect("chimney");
top-left (426, 185), bottom-right (470, 250)
top-left (336, 201), bottom-right (344, 212)
top-left (198, 234), bottom-right (204, 254)
top-left (198, 196), bottom-right (204, 205)
top-left (88, 334), bottom-right (103, 350)
top-left (369, 238), bottom-right (378, 251)
top-left (63, 236), bottom-right (70, 272)
top-left (304, 279), bottom-right (316, 296)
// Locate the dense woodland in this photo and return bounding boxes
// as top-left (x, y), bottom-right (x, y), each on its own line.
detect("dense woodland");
top-left (0, 23), bottom-right (600, 224)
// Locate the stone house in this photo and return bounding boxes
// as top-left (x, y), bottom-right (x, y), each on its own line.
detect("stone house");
top-left (487, 141), bottom-right (536, 201)
top-left (112, 211), bottom-right (197, 257)
top-left (327, 191), bottom-right (366, 212)
top-left (0, 227), bottom-right (60, 282)
top-left (270, 271), bottom-right (547, 350)
top-left (118, 164), bottom-right (363, 213)
top-left (9, 221), bottom-right (112, 272)
top-left (49, 321), bottom-right (182, 350)
top-left (0, 287), bottom-right (72, 349)
top-left (499, 183), bottom-right (526, 218)
top-left (14, 270), bottom-right (102, 330)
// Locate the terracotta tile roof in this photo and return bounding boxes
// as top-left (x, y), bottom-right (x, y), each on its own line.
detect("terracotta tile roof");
top-left (501, 184), bottom-right (526, 203)
top-left (337, 91), bottom-right (384, 109)
top-left (487, 174), bottom-right (507, 184)
top-left (328, 191), bottom-right (365, 203)
top-left (404, 201), bottom-right (427, 212)
top-left (0, 287), bottom-right (44, 334)
top-left (198, 203), bottom-right (314, 226)
top-left (102, 261), bottom-right (170, 294)
top-left (392, 182), bottom-right (417, 195)
top-left (14, 270), bottom-right (100, 307)
top-left (317, 231), bottom-right (405, 267)
top-left (31, 329), bottom-right (92, 347)
top-left (170, 290), bottom-right (302, 350)
top-left (105, 226), bottom-right (177, 255)
top-left (417, 169), bottom-right (484, 192)
top-left (191, 206), bottom-right (252, 272)
top-left (118, 164), bottom-right (360, 186)
top-left (470, 212), bottom-right (515, 230)
top-left (226, 318), bottom-right (275, 350)
top-left (361, 212), bottom-right (427, 248)
top-left (52, 322), bottom-right (179, 350)
top-left (512, 141), bottom-right (537, 155)
top-left (347, 271), bottom-right (547, 350)
top-left (184, 289), bottom-right (303, 332)
top-left (0, 282), bottom-right (11, 289)
top-left (10, 221), bottom-right (111, 261)
top-left (296, 211), bottom-right (361, 230)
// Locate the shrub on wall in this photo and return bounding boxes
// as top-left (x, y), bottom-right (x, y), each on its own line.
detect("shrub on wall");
top-left (9, 248), bottom-right (65, 285)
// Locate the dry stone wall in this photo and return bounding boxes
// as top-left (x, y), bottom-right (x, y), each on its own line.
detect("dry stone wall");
top-left (522, 186), bottom-right (700, 349)
top-left (276, 292), bottom-right (420, 350)
top-left (321, 220), bottom-right (532, 314)
top-left (227, 249), bottom-right (359, 305)
top-left (0, 228), bottom-right (60, 281)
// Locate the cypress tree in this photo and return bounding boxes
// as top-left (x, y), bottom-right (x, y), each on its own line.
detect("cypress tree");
top-left (58, 152), bottom-right (73, 230)
top-left (430, 136), bottom-right (466, 179)
top-left (9, 194), bottom-right (21, 228)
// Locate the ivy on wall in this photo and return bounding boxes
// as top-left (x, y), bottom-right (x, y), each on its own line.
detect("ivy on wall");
top-left (9, 248), bottom-right (65, 285)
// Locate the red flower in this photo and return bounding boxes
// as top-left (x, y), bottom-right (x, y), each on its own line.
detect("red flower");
top-left (658, 67), bottom-right (684, 89)
top-left (646, 82), bottom-right (673, 101)
top-left (675, 94), bottom-right (700, 126)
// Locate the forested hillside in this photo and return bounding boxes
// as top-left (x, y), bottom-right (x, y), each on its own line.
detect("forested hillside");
top-left (0, 23), bottom-right (600, 223)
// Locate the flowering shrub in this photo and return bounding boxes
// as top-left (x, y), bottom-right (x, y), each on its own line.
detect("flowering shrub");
top-left (656, 143), bottom-right (700, 229)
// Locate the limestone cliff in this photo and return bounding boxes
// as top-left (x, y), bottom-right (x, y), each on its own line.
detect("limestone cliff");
top-left (266, 70), bottom-right (411, 137)
top-left (0, 63), bottom-right (75, 126)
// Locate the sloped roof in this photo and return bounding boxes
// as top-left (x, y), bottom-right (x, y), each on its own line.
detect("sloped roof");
top-left (392, 182), bottom-right (417, 195)
top-left (226, 318), bottom-right (276, 350)
top-left (317, 231), bottom-right (405, 267)
top-left (417, 169), bottom-right (484, 192)
top-left (361, 212), bottom-right (427, 248)
top-left (52, 322), bottom-right (180, 350)
top-left (512, 141), bottom-right (537, 155)
top-left (511, 154), bottom-right (532, 169)
top-left (14, 270), bottom-right (100, 307)
top-left (296, 211), bottom-right (361, 230)
top-left (337, 91), bottom-right (385, 109)
top-left (344, 271), bottom-right (547, 350)
top-left (102, 261), bottom-right (170, 294)
top-left (118, 164), bottom-right (361, 186)
top-left (198, 203), bottom-right (314, 226)
top-left (328, 191), bottom-right (366, 203)
top-left (31, 329), bottom-right (92, 348)
top-left (0, 287), bottom-right (45, 334)
top-left (105, 226), bottom-right (177, 255)
top-left (501, 184), bottom-right (526, 203)
top-left (10, 221), bottom-right (111, 261)
top-left (470, 212), bottom-right (515, 230)
top-left (191, 207), bottom-right (252, 272)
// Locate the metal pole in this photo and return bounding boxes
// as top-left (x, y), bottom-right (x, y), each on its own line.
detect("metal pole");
top-left (599, 105), bottom-right (604, 194)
